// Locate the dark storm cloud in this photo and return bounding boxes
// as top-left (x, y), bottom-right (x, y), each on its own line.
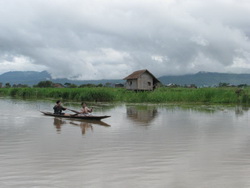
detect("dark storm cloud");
top-left (0, 0), bottom-right (250, 79)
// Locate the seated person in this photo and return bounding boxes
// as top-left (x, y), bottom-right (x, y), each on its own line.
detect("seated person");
top-left (79, 102), bottom-right (93, 116)
top-left (53, 100), bottom-right (67, 115)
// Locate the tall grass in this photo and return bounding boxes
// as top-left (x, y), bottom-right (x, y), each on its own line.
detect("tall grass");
top-left (0, 87), bottom-right (249, 104)
top-left (0, 87), bottom-right (117, 102)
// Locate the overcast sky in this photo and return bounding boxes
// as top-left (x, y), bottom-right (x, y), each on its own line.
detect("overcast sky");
top-left (1, 0), bottom-right (250, 79)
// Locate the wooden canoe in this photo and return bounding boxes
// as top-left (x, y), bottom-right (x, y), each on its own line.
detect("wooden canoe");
top-left (41, 111), bottom-right (111, 120)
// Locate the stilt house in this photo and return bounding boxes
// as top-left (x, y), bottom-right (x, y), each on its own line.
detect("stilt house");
top-left (123, 69), bottom-right (161, 91)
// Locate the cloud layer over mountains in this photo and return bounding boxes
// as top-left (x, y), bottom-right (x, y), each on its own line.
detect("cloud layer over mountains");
top-left (1, 0), bottom-right (250, 79)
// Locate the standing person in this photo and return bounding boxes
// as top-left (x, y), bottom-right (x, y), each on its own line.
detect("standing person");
top-left (53, 100), bottom-right (67, 115)
top-left (80, 102), bottom-right (93, 115)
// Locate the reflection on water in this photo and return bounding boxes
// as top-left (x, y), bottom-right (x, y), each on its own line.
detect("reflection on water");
top-left (235, 105), bottom-right (249, 116)
top-left (126, 105), bottom-right (158, 125)
top-left (70, 121), bottom-right (93, 135)
top-left (1, 98), bottom-right (250, 188)
top-left (53, 118), bottom-right (67, 133)
top-left (53, 117), bottom-right (111, 134)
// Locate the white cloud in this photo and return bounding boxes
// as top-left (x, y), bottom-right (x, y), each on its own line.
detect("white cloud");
top-left (225, 49), bottom-right (250, 72)
top-left (0, 55), bottom-right (47, 74)
top-left (190, 36), bottom-right (209, 46)
top-left (1, 0), bottom-right (250, 79)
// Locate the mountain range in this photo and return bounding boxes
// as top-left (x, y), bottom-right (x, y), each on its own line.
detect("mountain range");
top-left (1, 70), bottom-right (250, 87)
top-left (0, 71), bottom-right (123, 86)
top-left (158, 71), bottom-right (250, 86)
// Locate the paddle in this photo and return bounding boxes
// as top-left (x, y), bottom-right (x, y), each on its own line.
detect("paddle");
top-left (67, 108), bottom-right (80, 114)
top-left (67, 109), bottom-right (81, 116)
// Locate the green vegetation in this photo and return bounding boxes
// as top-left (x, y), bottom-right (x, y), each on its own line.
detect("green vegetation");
top-left (0, 87), bottom-right (250, 104)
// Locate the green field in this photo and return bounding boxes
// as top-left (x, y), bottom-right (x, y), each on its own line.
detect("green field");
top-left (0, 87), bottom-right (249, 104)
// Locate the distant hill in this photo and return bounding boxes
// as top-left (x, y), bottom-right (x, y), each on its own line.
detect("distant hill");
top-left (158, 71), bottom-right (250, 87)
top-left (1, 70), bottom-right (250, 87)
top-left (52, 78), bottom-right (124, 86)
top-left (0, 71), bottom-right (52, 85)
top-left (0, 71), bottom-right (124, 86)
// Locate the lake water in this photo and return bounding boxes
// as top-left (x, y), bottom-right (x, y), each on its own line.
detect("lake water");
top-left (1, 98), bottom-right (250, 188)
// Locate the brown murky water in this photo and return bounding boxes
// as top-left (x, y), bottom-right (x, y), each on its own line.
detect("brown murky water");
top-left (1, 98), bottom-right (250, 188)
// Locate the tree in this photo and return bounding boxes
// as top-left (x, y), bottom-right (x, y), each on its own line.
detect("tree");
top-left (78, 84), bottom-right (96, 88)
top-left (105, 82), bottom-right (112, 87)
top-left (5, 83), bottom-right (11, 88)
top-left (219, 82), bottom-right (230, 87)
top-left (34, 81), bottom-right (53, 88)
top-left (238, 84), bottom-right (247, 88)
top-left (64, 83), bottom-right (72, 88)
top-left (69, 84), bottom-right (77, 88)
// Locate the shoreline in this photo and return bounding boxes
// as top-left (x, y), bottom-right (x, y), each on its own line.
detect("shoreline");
top-left (0, 87), bottom-right (249, 104)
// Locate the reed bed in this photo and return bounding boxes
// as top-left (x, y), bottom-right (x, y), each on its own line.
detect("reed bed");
top-left (0, 87), bottom-right (249, 104)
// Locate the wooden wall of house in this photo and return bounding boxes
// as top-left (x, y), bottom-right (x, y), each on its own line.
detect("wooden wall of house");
top-left (125, 79), bottom-right (138, 90)
top-left (125, 72), bottom-right (155, 91)
top-left (137, 72), bottom-right (153, 90)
